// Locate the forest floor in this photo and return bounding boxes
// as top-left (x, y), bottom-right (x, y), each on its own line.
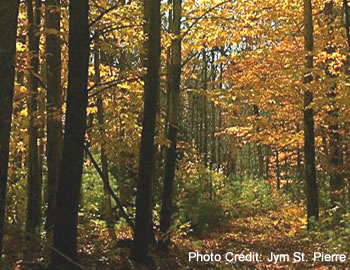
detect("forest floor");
top-left (141, 205), bottom-right (349, 270)
top-left (5, 204), bottom-right (350, 270)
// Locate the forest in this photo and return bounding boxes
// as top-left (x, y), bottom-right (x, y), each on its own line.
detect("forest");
top-left (1, 0), bottom-right (350, 269)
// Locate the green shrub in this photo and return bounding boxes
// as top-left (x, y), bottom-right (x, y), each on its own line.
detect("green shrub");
top-left (223, 177), bottom-right (284, 218)
top-left (176, 171), bottom-right (226, 234)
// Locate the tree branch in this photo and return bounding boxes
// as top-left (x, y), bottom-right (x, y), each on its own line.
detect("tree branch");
top-left (84, 145), bottom-right (135, 233)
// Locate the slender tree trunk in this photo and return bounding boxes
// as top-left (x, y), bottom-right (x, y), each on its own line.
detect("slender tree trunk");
top-left (203, 50), bottom-right (208, 166)
top-left (132, 0), bottom-right (161, 262)
top-left (303, 0), bottom-right (319, 228)
top-left (275, 150), bottom-right (280, 189)
top-left (190, 93), bottom-right (195, 143)
top-left (198, 92), bottom-right (203, 153)
top-left (265, 148), bottom-right (270, 179)
top-left (0, 0), bottom-right (20, 257)
top-left (195, 95), bottom-right (200, 149)
top-left (95, 51), bottom-right (116, 241)
top-left (159, 0), bottom-right (181, 250)
top-left (45, 0), bottom-right (63, 233)
top-left (217, 60), bottom-right (223, 171)
top-left (51, 0), bottom-right (89, 268)
top-left (248, 144), bottom-right (251, 176)
top-left (253, 105), bottom-right (263, 178)
top-left (26, 0), bottom-right (43, 248)
top-left (284, 152), bottom-right (289, 186)
top-left (296, 124), bottom-right (303, 179)
top-left (210, 51), bottom-right (217, 170)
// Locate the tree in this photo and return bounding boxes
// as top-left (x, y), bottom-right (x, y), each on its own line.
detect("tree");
top-left (51, 0), bottom-right (89, 268)
top-left (303, 0), bottom-right (319, 228)
top-left (323, 1), bottom-right (345, 223)
top-left (0, 0), bottom-right (20, 258)
top-left (132, 0), bottom-right (161, 262)
top-left (159, 0), bottom-right (182, 250)
top-left (45, 0), bottom-right (63, 233)
top-left (25, 0), bottom-right (43, 248)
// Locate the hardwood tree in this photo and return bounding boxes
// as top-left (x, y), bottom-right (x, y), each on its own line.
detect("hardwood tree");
top-left (45, 0), bottom-right (63, 233)
top-left (303, 0), bottom-right (319, 228)
top-left (25, 0), bottom-right (43, 247)
top-left (0, 0), bottom-right (20, 258)
top-left (51, 0), bottom-right (89, 268)
top-left (159, 0), bottom-right (182, 251)
top-left (132, 0), bottom-right (161, 262)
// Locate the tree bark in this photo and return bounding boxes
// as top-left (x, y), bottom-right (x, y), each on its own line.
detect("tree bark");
top-left (210, 51), bottom-right (217, 170)
top-left (45, 0), bottom-right (63, 233)
top-left (265, 147), bottom-right (270, 179)
top-left (203, 50), bottom-right (208, 166)
top-left (159, 0), bottom-right (182, 250)
top-left (253, 105), bottom-right (264, 178)
top-left (275, 150), bottom-right (280, 189)
top-left (25, 0), bottom-right (43, 248)
top-left (0, 0), bottom-right (20, 257)
top-left (51, 0), bottom-right (89, 268)
top-left (303, 0), bottom-right (319, 228)
top-left (343, 0), bottom-right (350, 209)
top-left (132, 0), bottom-right (161, 262)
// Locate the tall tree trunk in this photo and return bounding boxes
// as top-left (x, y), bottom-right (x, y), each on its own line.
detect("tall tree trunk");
top-left (26, 0), bottom-right (43, 248)
top-left (159, 0), bottom-right (181, 251)
top-left (132, 0), bottom-right (161, 262)
top-left (140, 0), bottom-right (157, 245)
top-left (324, 1), bottom-right (345, 223)
top-left (217, 58), bottom-right (223, 171)
top-left (203, 50), bottom-right (208, 166)
top-left (303, 0), bottom-right (319, 228)
top-left (51, 0), bottom-right (89, 268)
top-left (195, 95), bottom-right (200, 149)
top-left (45, 0), bottom-right (63, 233)
top-left (210, 51), bottom-right (217, 170)
top-left (0, 0), bottom-right (20, 257)
top-left (95, 51), bottom-right (116, 241)
top-left (343, 0), bottom-right (350, 209)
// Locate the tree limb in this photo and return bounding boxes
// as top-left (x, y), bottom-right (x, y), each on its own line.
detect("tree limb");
top-left (84, 144), bottom-right (135, 233)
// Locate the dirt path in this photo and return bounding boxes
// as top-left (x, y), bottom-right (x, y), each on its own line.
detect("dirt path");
top-left (163, 207), bottom-right (350, 269)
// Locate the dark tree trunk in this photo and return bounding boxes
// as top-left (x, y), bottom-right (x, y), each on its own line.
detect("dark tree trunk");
top-left (210, 51), bottom-right (217, 170)
top-left (324, 1), bottom-right (345, 222)
top-left (159, 0), bottom-right (182, 250)
top-left (275, 150), bottom-right (280, 189)
top-left (203, 50), bottom-right (208, 166)
top-left (296, 124), bottom-right (303, 179)
top-left (265, 148), bottom-right (270, 179)
top-left (303, 0), bottom-right (319, 228)
top-left (0, 0), bottom-right (20, 257)
top-left (343, 0), bottom-right (350, 209)
top-left (132, 0), bottom-right (161, 262)
top-left (51, 0), bottom-right (89, 268)
top-left (45, 0), bottom-right (63, 233)
top-left (253, 105), bottom-right (263, 178)
top-left (26, 0), bottom-right (43, 248)
top-left (217, 58), bottom-right (223, 171)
